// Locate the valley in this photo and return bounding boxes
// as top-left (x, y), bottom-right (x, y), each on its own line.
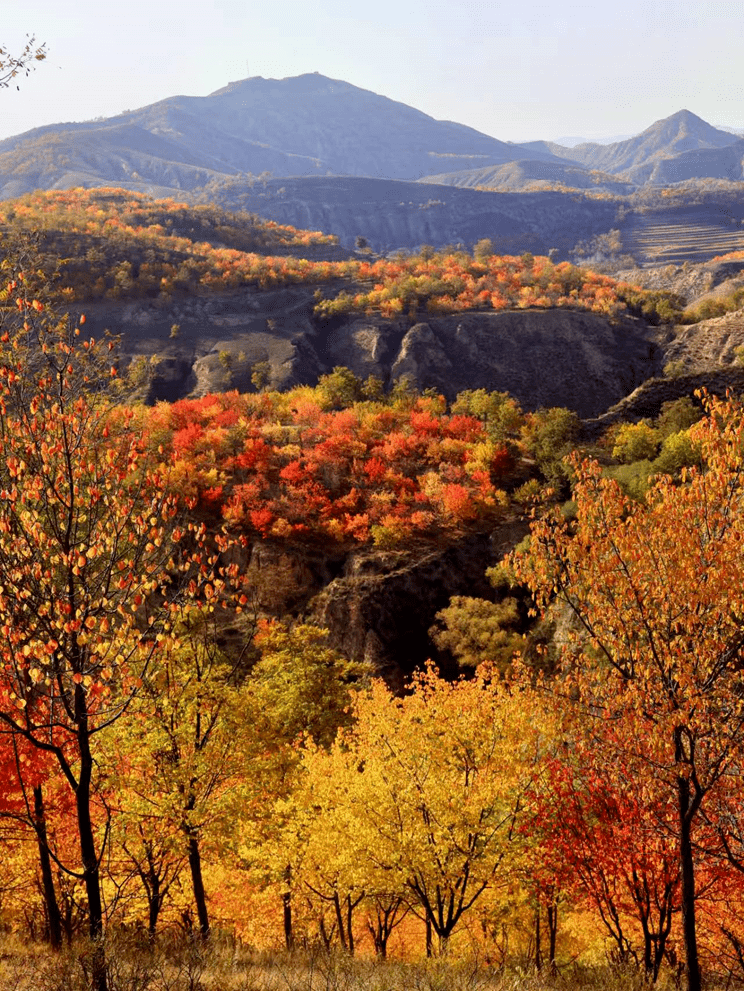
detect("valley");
top-left (2, 65), bottom-right (744, 988)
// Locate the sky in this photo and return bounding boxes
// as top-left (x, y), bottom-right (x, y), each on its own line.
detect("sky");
top-left (1, 0), bottom-right (743, 146)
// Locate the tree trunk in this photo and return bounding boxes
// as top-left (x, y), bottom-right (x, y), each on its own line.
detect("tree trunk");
top-left (425, 914), bottom-right (433, 957)
top-left (283, 865), bottom-right (293, 951)
top-left (678, 772), bottom-right (701, 991)
top-left (147, 874), bottom-right (161, 940)
top-left (547, 901), bottom-right (558, 973)
top-left (76, 696), bottom-right (107, 991)
top-left (187, 830), bottom-right (210, 939)
top-left (534, 904), bottom-right (542, 971)
top-left (33, 785), bottom-right (62, 950)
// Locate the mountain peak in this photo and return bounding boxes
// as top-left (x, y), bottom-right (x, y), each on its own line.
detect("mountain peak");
top-left (208, 72), bottom-right (362, 100)
top-left (644, 108), bottom-right (725, 137)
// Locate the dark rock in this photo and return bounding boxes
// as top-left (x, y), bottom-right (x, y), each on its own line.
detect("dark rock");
top-left (308, 529), bottom-right (527, 689)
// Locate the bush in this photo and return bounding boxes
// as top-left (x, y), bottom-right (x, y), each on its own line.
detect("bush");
top-left (611, 420), bottom-right (660, 463)
top-left (604, 460), bottom-right (654, 500)
top-left (652, 429), bottom-right (702, 475)
top-left (521, 407), bottom-right (581, 493)
top-left (656, 396), bottom-right (702, 437)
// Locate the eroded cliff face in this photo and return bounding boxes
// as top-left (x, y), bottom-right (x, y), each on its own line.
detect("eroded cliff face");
top-left (75, 289), bottom-right (665, 416)
top-left (238, 522), bottom-right (529, 688)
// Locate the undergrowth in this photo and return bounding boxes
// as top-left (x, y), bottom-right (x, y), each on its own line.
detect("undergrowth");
top-left (0, 934), bottom-right (679, 991)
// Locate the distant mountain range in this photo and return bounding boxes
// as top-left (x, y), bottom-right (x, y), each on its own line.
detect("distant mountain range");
top-left (0, 73), bottom-right (568, 201)
top-left (2, 74), bottom-right (742, 201)
top-left (1, 76), bottom-right (743, 256)
top-left (550, 110), bottom-right (743, 184)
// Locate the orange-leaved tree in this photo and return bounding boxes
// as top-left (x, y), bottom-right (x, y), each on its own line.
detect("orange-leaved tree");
top-left (0, 263), bottom-right (230, 990)
top-left (510, 393), bottom-right (744, 991)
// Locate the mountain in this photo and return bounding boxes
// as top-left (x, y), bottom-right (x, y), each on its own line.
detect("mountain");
top-left (0, 73), bottom-right (568, 201)
top-left (1, 86), bottom-right (743, 262)
top-left (560, 110), bottom-right (740, 180)
top-left (416, 159), bottom-right (636, 195)
top-left (553, 133), bottom-right (634, 147)
top-left (646, 139), bottom-right (744, 184)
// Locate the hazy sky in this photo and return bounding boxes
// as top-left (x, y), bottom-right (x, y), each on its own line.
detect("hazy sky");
top-left (2, 0), bottom-right (742, 145)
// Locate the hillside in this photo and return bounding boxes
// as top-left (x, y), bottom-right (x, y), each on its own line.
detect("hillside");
top-left (646, 139), bottom-right (744, 184)
top-left (619, 206), bottom-right (744, 265)
top-left (194, 174), bottom-right (623, 254)
top-left (4, 187), bottom-right (744, 431)
top-left (418, 159), bottom-right (635, 194)
top-left (0, 188), bottom-right (682, 412)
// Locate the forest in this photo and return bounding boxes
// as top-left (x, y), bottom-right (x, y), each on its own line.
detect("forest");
top-left (0, 188), bottom-right (687, 324)
top-left (0, 210), bottom-right (744, 991)
top-left (5, 32), bottom-right (744, 991)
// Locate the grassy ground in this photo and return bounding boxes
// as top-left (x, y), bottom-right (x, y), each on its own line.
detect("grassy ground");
top-left (0, 936), bottom-right (673, 991)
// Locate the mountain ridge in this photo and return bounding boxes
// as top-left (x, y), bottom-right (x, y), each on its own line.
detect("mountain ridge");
top-left (0, 72), bottom-right (568, 194)
top-left (558, 109), bottom-right (739, 178)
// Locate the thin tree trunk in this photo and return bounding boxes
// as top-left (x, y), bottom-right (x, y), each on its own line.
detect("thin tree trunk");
top-left (547, 901), bottom-right (558, 973)
top-left (33, 785), bottom-right (62, 950)
top-left (678, 771), bottom-right (701, 991)
top-left (187, 830), bottom-right (210, 939)
top-left (425, 914), bottom-right (432, 957)
top-left (332, 892), bottom-right (347, 951)
top-left (282, 866), bottom-right (293, 951)
top-left (147, 875), bottom-right (161, 940)
top-left (534, 903), bottom-right (542, 971)
top-left (76, 695), bottom-right (107, 991)
top-left (346, 895), bottom-right (355, 956)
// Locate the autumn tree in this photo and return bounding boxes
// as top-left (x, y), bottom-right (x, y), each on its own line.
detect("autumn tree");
top-left (0, 265), bottom-right (231, 989)
top-left (0, 35), bottom-right (46, 89)
top-left (0, 721), bottom-right (64, 946)
top-left (300, 667), bottom-right (531, 954)
top-left (510, 393), bottom-right (744, 991)
top-left (528, 709), bottom-right (681, 979)
top-left (239, 621), bottom-right (364, 950)
top-left (430, 596), bottom-right (521, 672)
top-left (105, 612), bottom-right (251, 941)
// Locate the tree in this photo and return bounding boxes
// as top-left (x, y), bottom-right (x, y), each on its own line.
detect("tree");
top-left (240, 621), bottom-right (363, 950)
top-left (520, 407), bottom-right (581, 492)
top-left (103, 610), bottom-right (252, 942)
top-left (528, 710), bottom-right (680, 979)
top-left (429, 595), bottom-right (521, 671)
top-left (0, 35), bottom-right (46, 89)
top-left (302, 667), bottom-right (530, 953)
top-left (0, 265), bottom-right (230, 989)
top-left (510, 393), bottom-right (744, 991)
top-left (611, 420), bottom-right (660, 464)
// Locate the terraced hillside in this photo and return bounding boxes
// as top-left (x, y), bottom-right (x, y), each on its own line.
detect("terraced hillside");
top-left (622, 209), bottom-right (744, 265)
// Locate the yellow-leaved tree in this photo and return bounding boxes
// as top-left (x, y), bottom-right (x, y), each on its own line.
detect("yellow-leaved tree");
top-left (235, 621), bottom-right (364, 950)
top-left (294, 666), bottom-right (533, 954)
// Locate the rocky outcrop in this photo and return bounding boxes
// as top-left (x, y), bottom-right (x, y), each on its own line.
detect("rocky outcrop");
top-left (662, 308), bottom-right (744, 371)
top-left (581, 307), bottom-right (744, 435)
top-left (73, 290), bottom-right (668, 416)
top-left (583, 366), bottom-right (744, 438)
top-left (378, 311), bottom-right (664, 417)
top-left (237, 524), bottom-right (528, 688)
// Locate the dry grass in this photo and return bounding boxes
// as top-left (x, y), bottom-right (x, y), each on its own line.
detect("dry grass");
top-left (0, 935), bottom-right (676, 991)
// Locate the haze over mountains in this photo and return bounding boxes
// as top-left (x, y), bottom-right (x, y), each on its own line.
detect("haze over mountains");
top-left (436, 110), bottom-right (744, 189)
top-left (1, 74), bottom-right (744, 256)
top-left (0, 73), bottom-right (568, 201)
top-left (1, 74), bottom-right (742, 198)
